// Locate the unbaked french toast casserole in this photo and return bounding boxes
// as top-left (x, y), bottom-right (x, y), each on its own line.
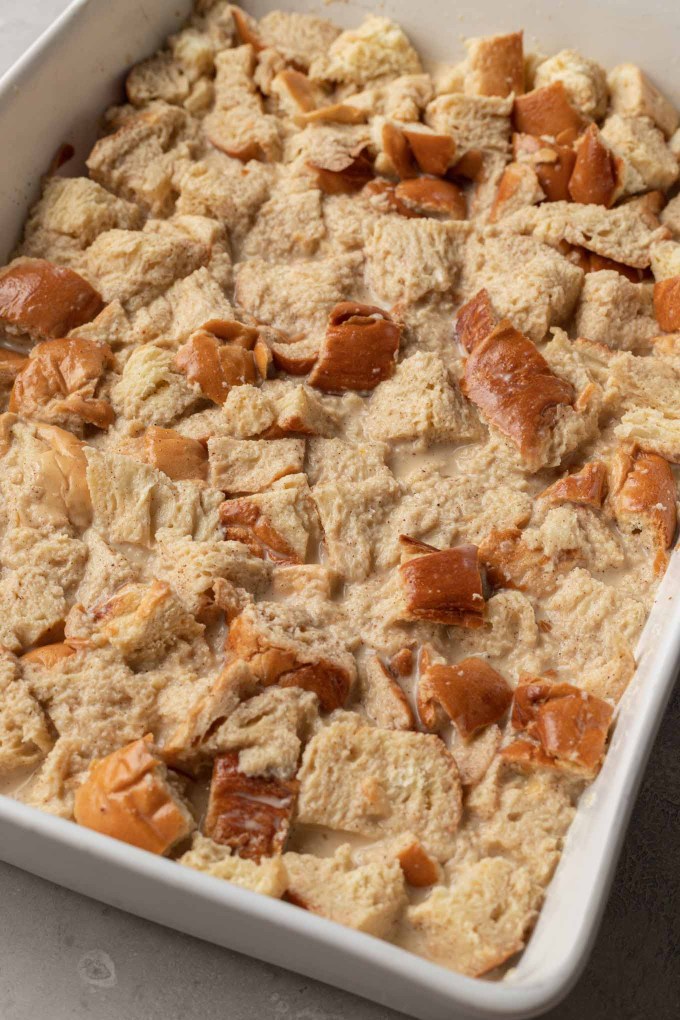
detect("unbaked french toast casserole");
top-left (1, 0), bottom-right (679, 977)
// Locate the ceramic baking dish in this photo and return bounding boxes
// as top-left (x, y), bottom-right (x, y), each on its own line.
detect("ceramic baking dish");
top-left (0, 1), bottom-right (678, 1017)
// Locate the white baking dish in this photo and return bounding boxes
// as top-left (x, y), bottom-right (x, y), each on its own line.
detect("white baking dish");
top-left (0, 2), bottom-right (678, 1017)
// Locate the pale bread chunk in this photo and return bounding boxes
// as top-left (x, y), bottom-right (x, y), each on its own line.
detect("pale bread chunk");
top-left (85, 226), bottom-right (208, 312)
top-left (0, 528), bottom-right (87, 598)
top-left (359, 656), bottom-right (414, 731)
top-left (64, 579), bottom-right (203, 670)
top-left (497, 198), bottom-right (669, 269)
top-left (204, 103), bottom-right (282, 164)
top-left (86, 101), bottom-right (198, 216)
top-left (75, 530), bottom-right (137, 607)
top-left (0, 649), bottom-right (53, 774)
top-left (607, 64), bottom-right (679, 138)
top-left (221, 385), bottom-right (276, 438)
top-left (425, 93), bottom-right (512, 155)
top-left (85, 448), bottom-right (222, 547)
top-left (269, 564), bottom-right (335, 603)
top-left (661, 195), bottom-right (680, 239)
top-left (600, 115), bottom-right (679, 192)
top-left (366, 218), bottom-right (470, 304)
top-left (297, 717), bottom-right (462, 860)
top-left (284, 845), bottom-right (407, 937)
top-left (543, 568), bottom-right (646, 700)
top-left (234, 252), bottom-right (364, 336)
top-left (307, 438), bottom-right (400, 581)
top-left (454, 763), bottom-right (579, 887)
top-left (615, 408), bottom-right (680, 463)
top-left (202, 686), bottom-right (318, 780)
top-left (19, 177), bottom-right (143, 266)
top-left (18, 738), bottom-right (89, 818)
top-left (129, 267), bottom-right (234, 348)
top-left (258, 11), bottom-right (341, 69)
top-left (126, 50), bottom-right (192, 107)
top-left (241, 184), bottom-right (325, 261)
top-left (0, 567), bottom-right (68, 654)
top-left (228, 597), bottom-right (356, 688)
top-left (154, 533), bottom-right (271, 614)
top-left (523, 504), bottom-right (625, 576)
top-left (111, 344), bottom-right (199, 425)
top-left (575, 271), bottom-right (658, 351)
top-left (534, 49), bottom-right (608, 119)
top-left (22, 647), bottom-right (159, 764)
top-left (0, 416), bottom-right (91, 535)
top-left (309, 15), bottom-right (421, 85)
top-left (462, 234), bottom-right (583, 342)
top-left (175, 153), bottom-right (274, 241)
top-left (179, 834), bottom-right (287, 896)
top-left (402, 858), bottom-right (540, 975)
top-left (650, 239), bottom-right (680, 281)
top-left (208, 437), bottom-right (305, 494)
top-left (366, 352), bottom-right (481, 443)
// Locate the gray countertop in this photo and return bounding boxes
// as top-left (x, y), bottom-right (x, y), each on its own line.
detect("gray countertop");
top-left (0, 4), bottom-right (678, 1018)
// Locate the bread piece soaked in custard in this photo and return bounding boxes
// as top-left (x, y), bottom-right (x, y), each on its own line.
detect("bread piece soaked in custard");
top-left (3, 0), bottom-right (679, 981)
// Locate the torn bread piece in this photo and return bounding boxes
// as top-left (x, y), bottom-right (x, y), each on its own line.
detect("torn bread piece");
top-left (73, 736), bottom-right (195, 854)
top-left (0, 258), bottom-right (103, 351)
top-left (284, 845), bottom-right (407, 937)
top-left (297, 717), bottom-right (462, 860)
top-left (204, 751), bottom-right (298, 860)
top-left (179, 833), bottom-right (287, 896)
top-left (227, 599), bottom-right (356, 712)
top-left (402, 857), bottom-right (540, 976)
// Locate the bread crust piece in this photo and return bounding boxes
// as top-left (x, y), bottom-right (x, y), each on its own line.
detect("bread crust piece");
top-left (399, 540), bottom-right (486, 628)
top-left (464, 32), bottom-right (524, 98)
top-left (461, 320), bottom-right (575, 468)
top-left (204, 751), bottom-right (298, 860)
top-left (73, 736), bottom-right (195, 854)
top-left (10, 337), bottom-right (113, 430)
top-left (609, 446), bottom-right (677, 574)
top-left (0, 258), bottom-right (103, 349)
top-left (296, 717), bottom-right (462, 860)
top-left (308, 302), bottom-right (401, 393)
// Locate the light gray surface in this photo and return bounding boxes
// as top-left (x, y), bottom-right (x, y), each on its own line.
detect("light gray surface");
top-left (0, 4), bottom-right (678, 1019)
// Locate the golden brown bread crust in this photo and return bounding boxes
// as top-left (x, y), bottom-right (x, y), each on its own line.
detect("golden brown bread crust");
top-left (308, 302), bottom-right (401, 393)
top-left (461, 320), bottom-right (575, 461)
top-left (220, 498), bottom-right (301, 563)
top-left (506, 678), bottom-right (613, 775)
top-left (175, 329), bottom-right (260, 405)
top-left (10, 337), bottom-right (114, 428)
top-left (568, 124), bottom-right (621, 208)
top-left (538, 460), bottom-right (608, 509)
top-left (654, 275), bottom-right (680, 330)
top-left (0, 259), bottom-right (104, 345)
top-left (308, 148), bottom-right (374, 195)
top-left (141, 426), bottom-right (208, 481)
top-left (610, 446), bottom-right (677, 572)
top-left (73, 737), bottom-right (195, 854)
top-left (21, 642), bottom-right (76, 667)
top-left (512, 82), bottom-right (584, 139)
top-left (394, 178), bottom-right (467, 219)
top-left (423, 657), bottom-right (513, 739)
top-left (466, 31), bottom-right (525, 98)
top-left (454, 289), bottom-right (498, 353)
top-left (399, 540), bottom-right (486, 628)
top-left (227, 611), bottom-right (352, 711)
top-left (204, 751), bottom-right (297, 860)
top-left (512, 132), bottom-right (576, 202)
